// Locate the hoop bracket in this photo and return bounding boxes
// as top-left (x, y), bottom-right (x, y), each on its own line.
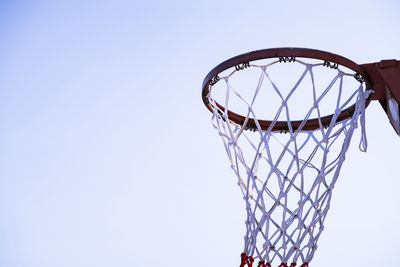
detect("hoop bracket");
top-left (361, 60), bottom-right (400, 135)
top-left (361, 60), bottom-right (400, 101)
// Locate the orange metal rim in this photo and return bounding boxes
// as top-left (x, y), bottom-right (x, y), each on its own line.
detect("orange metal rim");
top-left (202, 47), bottom-right (372, 131)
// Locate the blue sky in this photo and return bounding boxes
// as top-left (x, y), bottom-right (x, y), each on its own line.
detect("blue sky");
top-left (1, 1), bottom-right (400, 267)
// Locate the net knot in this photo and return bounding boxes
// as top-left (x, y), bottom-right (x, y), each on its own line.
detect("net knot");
top-left (364, 89), bottom-right (374, 99)
top-left (321, 136), bottom-right (329, 144)
top-left (240, 253), bottom-right (254, 267)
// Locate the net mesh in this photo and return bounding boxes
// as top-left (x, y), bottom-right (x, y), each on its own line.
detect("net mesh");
top-left (207, 58), bottom-right (371, 267)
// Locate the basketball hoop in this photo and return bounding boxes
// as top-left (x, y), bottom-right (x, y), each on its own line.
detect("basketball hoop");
top-left (201, 48), bottom-right (383, 267)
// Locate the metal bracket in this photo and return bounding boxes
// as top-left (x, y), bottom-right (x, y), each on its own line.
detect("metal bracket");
top-left (361, 60), bottom-right (400, 135)
top-left (361, 60), bottom-right (400, 101)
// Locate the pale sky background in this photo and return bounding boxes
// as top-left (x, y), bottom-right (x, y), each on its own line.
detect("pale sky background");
top-left (1, 1), bottom-right (400, 267)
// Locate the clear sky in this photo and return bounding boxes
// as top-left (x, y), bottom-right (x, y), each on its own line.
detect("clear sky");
top-left (1, 1), bottom-right (400, 267)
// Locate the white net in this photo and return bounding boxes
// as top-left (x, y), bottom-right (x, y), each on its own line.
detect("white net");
top-left (207, 57), bottom-right (371, 267)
